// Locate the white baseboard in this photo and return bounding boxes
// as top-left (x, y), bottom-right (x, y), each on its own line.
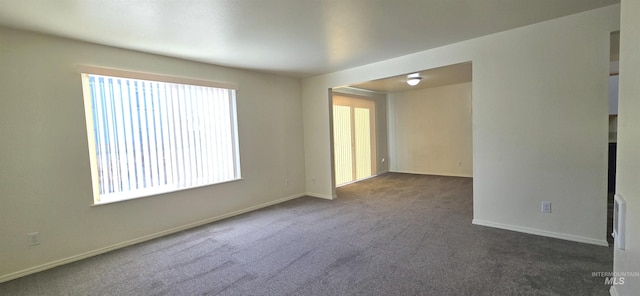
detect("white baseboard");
top-left (472, 219), bottom-right (609, 246)
top-left (610, 285), bottom-right (619, 296)
top-left (389, 170), bottom-right (472, 178)
top-left (306, 192), bottom-right (335, 200)
top-left (0, 192), bottom-right (306, 284)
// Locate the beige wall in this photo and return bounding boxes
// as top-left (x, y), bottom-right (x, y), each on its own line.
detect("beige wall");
top-left (388, 82), bottom-right (472, 177)
top-left (303, 5), bottom-right (619, 245)
top-left (0, 27), bottom-right (306, 281)
top-left (612, 0), bottom-right (640, 294)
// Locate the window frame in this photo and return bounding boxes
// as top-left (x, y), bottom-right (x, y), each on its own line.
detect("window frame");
top-left (78, 66), bottom-right (242, 205)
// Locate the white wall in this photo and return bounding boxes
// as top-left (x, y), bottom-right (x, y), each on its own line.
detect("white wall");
top-left (610, 75), bottom-right (619, 114)
top-left (0, 27), bottom-right (306, 282)
top-left (302, 5), bottom-right (619, 245)
top-left (388, 82), bottom-right (472, 177)
top-left (612, 0), bottom-right (640, 294)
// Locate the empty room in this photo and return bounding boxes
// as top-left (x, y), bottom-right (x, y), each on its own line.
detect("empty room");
top-left (1, 1), bottom-right (639, 295)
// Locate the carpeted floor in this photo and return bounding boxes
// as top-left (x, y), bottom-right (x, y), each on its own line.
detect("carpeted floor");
top-left (0, 173), bottom-right (612, 295)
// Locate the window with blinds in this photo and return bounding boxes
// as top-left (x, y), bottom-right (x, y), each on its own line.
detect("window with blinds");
top-left (81, 71), bottom-right (241, 204)
top-left (332, 95), bottom-right (376, 186)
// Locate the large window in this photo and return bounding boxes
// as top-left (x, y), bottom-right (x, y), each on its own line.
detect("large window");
top-left (81, 69), bottom-right (241, 204)
top-left (332, 94), bottom-right (377, 186)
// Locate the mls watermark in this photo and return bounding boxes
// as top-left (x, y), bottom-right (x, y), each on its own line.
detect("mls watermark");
top-left (592, 271), bottom-right (640, 285)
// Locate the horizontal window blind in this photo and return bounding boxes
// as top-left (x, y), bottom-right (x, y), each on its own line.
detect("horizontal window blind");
top-left (82, 73), bottom-right (241, 204)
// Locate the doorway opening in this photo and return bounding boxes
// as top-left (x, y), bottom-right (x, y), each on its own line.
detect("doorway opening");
top-left (329, 62), bottom-right (473, 197)
top-left (607, 31), bottom-right (620, 246)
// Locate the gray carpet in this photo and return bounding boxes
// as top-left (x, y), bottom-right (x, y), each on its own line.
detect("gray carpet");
top-left (0, 173), bottom-right (612, 295)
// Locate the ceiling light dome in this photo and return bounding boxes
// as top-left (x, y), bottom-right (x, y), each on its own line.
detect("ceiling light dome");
top-left (406, 73), bottom-right (422, 86)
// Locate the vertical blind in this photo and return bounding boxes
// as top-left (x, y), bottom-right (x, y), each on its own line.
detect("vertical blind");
top-left (83, 73), bottom-right (240, 203)
top-left (332, 95), bottom-right (376, 186)
top-left (354, 108), bottom-right (372, 180)
top-left (333, 105), bottom-right (354, 186)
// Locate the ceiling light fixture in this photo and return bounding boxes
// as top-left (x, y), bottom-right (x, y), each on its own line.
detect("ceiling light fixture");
top-left (406, 73), bottom-right (422, 86)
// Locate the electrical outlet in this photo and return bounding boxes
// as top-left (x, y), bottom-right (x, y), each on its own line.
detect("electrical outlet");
top-left (27, 232), bottom-right (40, 246)
top-left (541, 201), bottom-right (552, 213)
top-left (285, 178), bottom-right (289, 187)
top-left (458, 161), bottom-right (462, 166)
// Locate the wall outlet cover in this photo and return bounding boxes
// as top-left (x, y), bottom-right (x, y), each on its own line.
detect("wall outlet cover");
top-left (541, 201), bottom-right (552, 213)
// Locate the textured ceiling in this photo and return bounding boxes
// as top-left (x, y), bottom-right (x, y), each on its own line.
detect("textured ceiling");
top-left (0, 0), bottom-right (619, 77)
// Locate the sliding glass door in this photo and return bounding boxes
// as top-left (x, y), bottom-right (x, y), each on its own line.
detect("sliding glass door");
top-left (332, 95), bottom-right (376, 186)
